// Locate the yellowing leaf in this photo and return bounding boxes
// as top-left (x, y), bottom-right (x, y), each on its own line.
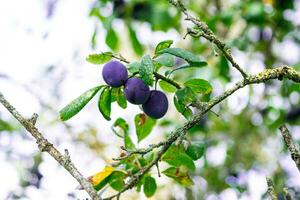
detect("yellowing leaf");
top-left (91, 166), bottom-right (114, 186)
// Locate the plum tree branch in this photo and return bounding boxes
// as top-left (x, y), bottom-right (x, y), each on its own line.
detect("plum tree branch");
top-left (266, 177), bottom-right (277, 200)
top-left (279, 124), bottom-right (300, 172)
top-left (104, 66), bottom-right (299, 199)
top-left (168, 0), bottom-right (249, 78)
top-left (0, 93), bottom-right (101, 200)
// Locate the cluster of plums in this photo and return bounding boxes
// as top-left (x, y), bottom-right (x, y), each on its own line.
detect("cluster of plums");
top-left (102, 61), bottom-right (168, 119)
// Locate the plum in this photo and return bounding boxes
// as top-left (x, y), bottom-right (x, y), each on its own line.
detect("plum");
top-left (102, 61), bottom-right (128, 87)
top-left (142, 90), bottom-right (168, 119)
top-left (124, 77), bottom-right (150, 104)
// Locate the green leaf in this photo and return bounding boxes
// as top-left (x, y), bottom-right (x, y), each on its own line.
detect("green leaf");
top-left (108, 171), bottom-right (126, 191)
top-left (91, 28), bottom-right (97, 50)
top-left (162, 145), bottom-right (195, 171)
top-left (117, 91), bottom-right (127, 109)
top-left (154, 53), bottom-right (175, 67)
top-left (0, 119), bottom-right (14, 132)
top-left (111, 88), bottom-right (127, 108)
top-left (112, 118), bottom-right (129, 137)
top-left (127, 62), bottom-right (141, 74)
top-left (184, 79), bottom-right (213, 94)
top-left (98, 87), bottom-right (112, 120)
top-left (128, 25), bottom-right (144, 56)
top-left (167, 63), bottom-right (207, 77)
top-left (106, 28), bottom-right (119, 50)
top-left (140, 55), bottom-right (154, 86)
top-left (59, 86), bottom-right (102, 121)
top-left (155, 40), bottom-right (173, 55)
top-left (159, 48), bottom-right (207, 66)
top-left (134, 113), bottom-right (156, 142)
top-left (173, 96), bottom-right (193, 119)
top-left (175, 87), bottom-right (197, 105)
top-left (136, 176), bottom-right (145, 192)
top-left (153, 60), bottom-right (163, 72)
top-left (86, 52), bottom-right (113, 64)
top-left (143, 176), bottom-right (157, 197)
top-left (124, 133), bottom-right (136, 150)
top-left (162, 167), bottom-right (194, 187)
top-left (186, 142), bottom-right (205, 160)
top-left (159, 80), bottom-right (177, 93)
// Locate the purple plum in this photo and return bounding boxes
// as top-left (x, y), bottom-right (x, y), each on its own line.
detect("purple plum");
top-left (142, 90), bottom-right (168, 119)
top-left (124, 77), bottom-right (150, 105)
top-left (102, 61), bottom-right (128, 87)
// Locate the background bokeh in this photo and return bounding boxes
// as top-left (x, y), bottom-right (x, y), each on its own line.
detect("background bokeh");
top-left (0, 0), bottom-right (299, 199)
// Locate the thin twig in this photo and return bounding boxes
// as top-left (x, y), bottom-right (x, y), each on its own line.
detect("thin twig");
top-left (169, 0), bottom-right (249, 78)
top-left (0, 93), bottom-right (101, 200)
top-left (113, 141), bottom-right (166, 161)
top-left (279, 124), bottom-right (300, 172)
top-left (153, 72), bottom-right (181, 89)
top-left (266, 177), bottom-right (277, 200)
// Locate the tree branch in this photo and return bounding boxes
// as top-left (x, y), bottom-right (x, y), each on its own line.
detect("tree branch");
top-left (266, 177), bottom-right (277, 200)
top-left (168, 0), bottom-right (249, 78)
top-left (104, 66), bottom-right (299, 199)
top-left (279, 124), bottom-right (300, 172)
top-left (0, 93), bottom-right (101, 200)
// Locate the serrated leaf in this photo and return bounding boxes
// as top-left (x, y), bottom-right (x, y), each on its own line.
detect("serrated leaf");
top-left (140, 55), bottom-right (154, 86)
top-left (162, 167), bottom-right (194, 187)
top-left (162, 145), bottom-right (195, 171)
top-left (127, 62), bottom-right (141, 73)
top-left (143, 176), bottom-right (157, 197)
top-left (86, 52), bottom-right (113, 64)
top-left (159, 48), bottom-right (207, 66)
top-left (108, 171), bottom-right (126, 191)
top-left (155, 40), bottom-right (173, 55)
top-left (59, 86), bottom-right (102, 121)
top-left (135, 113), bottom-right (156, 142)
top-left (184, 79), bottom-right (212, 94)
top-left (186, 142), bottom-right (205, 160)
top-left (128, 25), bottom-right (144, 56)
top-left (159, 80), bottom-right (177, 93)
top-left (154, 53), bottom-right (175, 67)
top-left (175, 87), bottom-right (197, 105)
top-left (98, 87), bottom-right (111, 120)
top-left (91, 166), bottom-right (114, 191)
top-left (173, 96), bottom-right (193, 119)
